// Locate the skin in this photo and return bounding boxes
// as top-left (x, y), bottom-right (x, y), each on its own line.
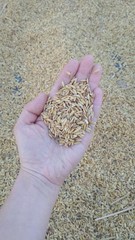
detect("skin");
top-left (0, 55), bottom-right (103, 240)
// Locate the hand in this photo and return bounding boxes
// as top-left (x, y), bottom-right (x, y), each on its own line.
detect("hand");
top-left (14, 55), bottom-right (103, 187)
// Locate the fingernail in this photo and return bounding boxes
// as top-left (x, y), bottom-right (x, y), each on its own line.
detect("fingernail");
top-left (94, 68), bottom-right (100, 73)
top-left (93, 64), bottom-right (102, 74)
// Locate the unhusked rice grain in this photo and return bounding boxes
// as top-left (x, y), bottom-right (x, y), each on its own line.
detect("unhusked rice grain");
top-left (42, 78), bottom-right (93, 146)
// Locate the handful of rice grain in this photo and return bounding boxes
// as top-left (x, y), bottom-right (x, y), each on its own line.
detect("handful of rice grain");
top-left (42, 78), bottom-right (93, 146)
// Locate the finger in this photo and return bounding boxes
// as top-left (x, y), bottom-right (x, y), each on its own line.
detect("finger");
top-left (76, 55), bottom-right (94, 81)
top-left (36, 116), bottom-right (47, 129)
top-left (81, 87), bottom-right (103, 148)
top-left (18, 93), bottom-right (48, 124)
top-left (93, 87), bottom-right (103, 121)
top-left (89, 64), bottom-right (103, 91)
top-left (50, 59), bottom-right (79, 98)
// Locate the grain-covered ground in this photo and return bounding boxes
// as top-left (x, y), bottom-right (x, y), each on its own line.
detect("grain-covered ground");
top-left (0, 0), bottom-right (135, 239)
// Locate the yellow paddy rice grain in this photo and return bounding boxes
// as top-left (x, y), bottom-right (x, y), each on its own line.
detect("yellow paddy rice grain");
top-left (42, 78), bottom-right (93, 146)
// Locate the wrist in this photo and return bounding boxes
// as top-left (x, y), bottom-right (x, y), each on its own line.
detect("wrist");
top-left (18, 168), bottom-right (60, 201)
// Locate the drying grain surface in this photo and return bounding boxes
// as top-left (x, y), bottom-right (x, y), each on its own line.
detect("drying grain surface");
top-left (42, 79), bottom-right (93, 146)
top-left (0, 0), bottom-right (135, 239)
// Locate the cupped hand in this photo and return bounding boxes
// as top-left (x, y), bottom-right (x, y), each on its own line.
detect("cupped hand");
top-left (14, 55), bottom-right (103, 186)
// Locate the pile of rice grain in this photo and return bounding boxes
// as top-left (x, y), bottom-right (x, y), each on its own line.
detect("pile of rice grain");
top-left (42, 78), bottom-right (93, 146)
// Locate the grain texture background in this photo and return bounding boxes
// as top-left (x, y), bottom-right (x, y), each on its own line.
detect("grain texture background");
top-left (0, 0), bottom-right (135, 239)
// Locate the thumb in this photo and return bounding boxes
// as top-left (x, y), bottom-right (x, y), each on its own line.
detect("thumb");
top-left (18, 93), bottom-right (48, 125)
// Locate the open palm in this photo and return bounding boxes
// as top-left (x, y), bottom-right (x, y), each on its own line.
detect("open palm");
top-left (14, 55), bottom-right (103, 186)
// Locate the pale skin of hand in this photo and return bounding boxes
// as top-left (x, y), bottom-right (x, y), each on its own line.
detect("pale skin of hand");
top-left (0, 55), bottom-right (103, 240)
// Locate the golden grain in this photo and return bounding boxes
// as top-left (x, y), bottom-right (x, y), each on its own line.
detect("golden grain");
top-left (42, 78), bottom-right (93, 146)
